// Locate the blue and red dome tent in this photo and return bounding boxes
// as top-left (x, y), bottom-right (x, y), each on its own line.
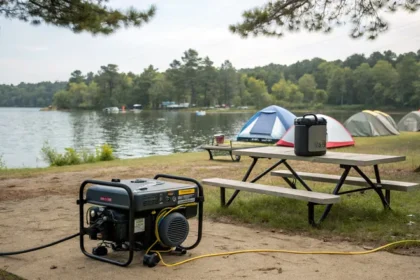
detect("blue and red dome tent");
top-left (236, 105), bottom-right (296, 143)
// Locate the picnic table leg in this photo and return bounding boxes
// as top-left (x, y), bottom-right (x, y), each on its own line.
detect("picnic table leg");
top-left (249, 159), bottom-right (285, 183)
top-left (229, 151), bottom-right (241, 162)
top-left (283, 178), bottom-right (297, 189)
top-left (283, 161), bottom-right (312, 191)
top-left (318, 165), bottom-right (351, 223)
top-left (206, 149), bottom-right (214, 160)
top-left (220, 187), bottom-right (226, 206)
top-left (225, 157), bottom-right (259, 207)
top-left (307, 203), bottom-right (316, 226)
top-left (353, 166), bottom-right (391, 210)
top-left (374, 165), bottom-right (390, 205)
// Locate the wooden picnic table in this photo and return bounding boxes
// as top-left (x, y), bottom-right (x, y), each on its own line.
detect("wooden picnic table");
top-left (202, 146), bottom-right (418, 226)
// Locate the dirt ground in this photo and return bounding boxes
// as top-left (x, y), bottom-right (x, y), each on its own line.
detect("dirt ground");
top-left (1, 167), bottom-right (420, 280)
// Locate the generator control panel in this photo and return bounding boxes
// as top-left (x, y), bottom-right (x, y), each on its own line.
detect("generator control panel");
top-left (86, 178), bottom-right (198, 211)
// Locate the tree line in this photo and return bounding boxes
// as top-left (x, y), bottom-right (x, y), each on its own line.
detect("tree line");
top-left (1, 49), bottom-right (420, 109)
top-left (0, 81), bottom-right (67, 107)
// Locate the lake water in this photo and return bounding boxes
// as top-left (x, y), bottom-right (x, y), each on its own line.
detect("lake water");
top-left (0, 108), bottom-right (407, 168)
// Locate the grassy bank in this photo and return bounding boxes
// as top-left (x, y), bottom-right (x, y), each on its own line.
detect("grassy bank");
top-left (1, 133), bottom-right (419, 244)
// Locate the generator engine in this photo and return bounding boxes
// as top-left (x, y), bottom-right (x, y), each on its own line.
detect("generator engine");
top-left (78, 174), bottom-right (204, 267)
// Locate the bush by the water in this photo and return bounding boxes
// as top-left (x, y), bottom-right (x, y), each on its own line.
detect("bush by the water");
top-left (41, 144), bottom-right (115, 166)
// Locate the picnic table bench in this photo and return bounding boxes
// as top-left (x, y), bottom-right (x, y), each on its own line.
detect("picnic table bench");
top-left (200, 142), bottom-right (243, 162)
top-left (202, 178), bottom-right (340, 226)
top-left (271, 170), bottom-right (420, 199)
top-left (202, 146), bottom-right (417, 226)
top-left (200, 139), bottom-right (265, 162)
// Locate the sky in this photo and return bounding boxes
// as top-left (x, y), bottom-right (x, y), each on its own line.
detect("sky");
top-left (0, 0), bottom-right (419, 85)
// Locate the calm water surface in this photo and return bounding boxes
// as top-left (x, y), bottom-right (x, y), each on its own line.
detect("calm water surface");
top-left (0, 108), bottom-right (406, 168)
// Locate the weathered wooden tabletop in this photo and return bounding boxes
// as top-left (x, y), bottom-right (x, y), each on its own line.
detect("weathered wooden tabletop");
top-left (232, 146), bottom-right (406, 166)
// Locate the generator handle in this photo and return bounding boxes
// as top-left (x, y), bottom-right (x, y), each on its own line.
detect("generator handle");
top-left (79, 179), bottom-right (135, 267)
top-left (153, 174), bottom-right (204, 250)
top-left (302, 113), bottom-right (318, 122)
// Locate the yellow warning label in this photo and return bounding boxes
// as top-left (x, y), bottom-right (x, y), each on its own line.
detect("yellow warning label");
top-left (179, 189), bottom-right (195, 195)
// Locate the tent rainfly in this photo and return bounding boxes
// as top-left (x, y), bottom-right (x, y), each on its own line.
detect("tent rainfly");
top-left (397, 111), bottom-right (420, 131)
top-left (276, 114), bottom-right (355, 148)
top-left (344, 111), bottom-right (399, 137)
top-left (372, 110), bottom-right (398, 130)
top-left (236, 105), bottom-right (296, 143)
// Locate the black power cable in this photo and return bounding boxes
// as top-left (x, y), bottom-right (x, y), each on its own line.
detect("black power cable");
top-left (0, 233), bottom-right (80, 256)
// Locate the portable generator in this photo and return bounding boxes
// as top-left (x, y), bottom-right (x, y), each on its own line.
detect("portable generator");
top-left (78, 174), bottom-right (204, 267)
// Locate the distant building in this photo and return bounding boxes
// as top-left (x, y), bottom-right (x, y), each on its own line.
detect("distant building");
top-left (161, 101), bottom-right (189, 109)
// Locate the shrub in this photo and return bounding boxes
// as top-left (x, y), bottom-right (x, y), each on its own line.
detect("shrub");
top-left (96, 144), bottom-right (115, 161)
top-left (81, 149), bottom-right (98, 163)
top-left (41, 143), bottom-right (115, 166)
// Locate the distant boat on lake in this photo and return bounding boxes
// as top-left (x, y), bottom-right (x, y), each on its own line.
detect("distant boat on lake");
top-left (103, 107), bottom-right (119, 114)
top-left (130, 104), bottom-right (142, 113)
top-left (196, 110), bottom-right (206, 116)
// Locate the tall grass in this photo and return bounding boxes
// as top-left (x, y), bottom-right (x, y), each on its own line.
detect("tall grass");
top-left (41, 143), bottom-right (115, 166)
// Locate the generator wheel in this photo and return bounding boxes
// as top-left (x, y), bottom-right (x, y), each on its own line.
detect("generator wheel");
top-left (143, 253), bottom-right (160, 268)
top-left (92, 246), bottom-right (108, 256)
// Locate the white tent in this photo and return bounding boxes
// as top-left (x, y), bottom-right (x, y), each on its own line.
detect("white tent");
top-left (277, 114), bottom-right (355, 148)
top-left (397, 111), bottom-right (420, 131)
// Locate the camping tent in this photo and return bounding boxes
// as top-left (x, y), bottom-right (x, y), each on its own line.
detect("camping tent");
top-left (372, 110), bottom-right (398, 130)
top-left (276, 114), bottom-right (355, 148)
top-left (397, 111), bottom-right (420, 131)
top-left (344, 111), bottom-right (400, 136)
top-left (236, 105), bottom-right (296, 143)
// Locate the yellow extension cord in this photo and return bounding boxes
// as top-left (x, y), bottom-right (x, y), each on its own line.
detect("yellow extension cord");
top-left (146, 204), bottom-right (420, 267)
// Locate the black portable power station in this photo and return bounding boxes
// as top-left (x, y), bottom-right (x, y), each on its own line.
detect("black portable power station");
top-left (78, 174), bottom-right (204, 267)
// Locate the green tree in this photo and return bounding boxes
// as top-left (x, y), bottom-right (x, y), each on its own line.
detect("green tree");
top-left (166, 60), bottom-right (187, 103)
top-left (219, 60), bottom-right (238, 106)
top-left (314, 89), bottom-right (328, 104)
top-left (288, 83), bottom-right (304, 103)
top-left (181, 49), bottom-right (202, 106)
top-left (367, 51), bottom-right (385, 67)
top-left (353, 63), bottom-right (374, 104)
top-left (69, 70), bottom-right (85, 84)
top-left (314, 62), bottom-right (339, 90)
top-left (383, 50), bottom-right (397, 66)
top-left (85, 72), bottom-right (95, 84)
top-left (95, 64), bottom-right (122, 107)
top-left (298, 74), bottom-right (317, 102)
top-left (0, 0), bottom-right (156, 35)
top-left (130, 65), bottom-right (158, 108)
top-left (327, 68), bottom-right (346, 105)
top-left (230, 0), bottom-right (418, 39)
top-left (343, 54), bottom-right (367, 70)
top-left (53, 90), bottom-right (71, 109)
top-left (237, 73), bottom-right (251, 106)
top-left (396, 55), bottom-right (419, 106)
top-left (148, 74), bottom-right (172, 109)
top-left (246, 77), bottom-right (271, 108)
top-left (271, 79), bottom-right (291, 101)
top-left (199, 57), bottom-right (219, 107)
top-left (343, 67), bottom-right (355, 104)
top-left (371, 60), bottom-right (399, 105)
top-left (412, 79), bottom-right (420, 108)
